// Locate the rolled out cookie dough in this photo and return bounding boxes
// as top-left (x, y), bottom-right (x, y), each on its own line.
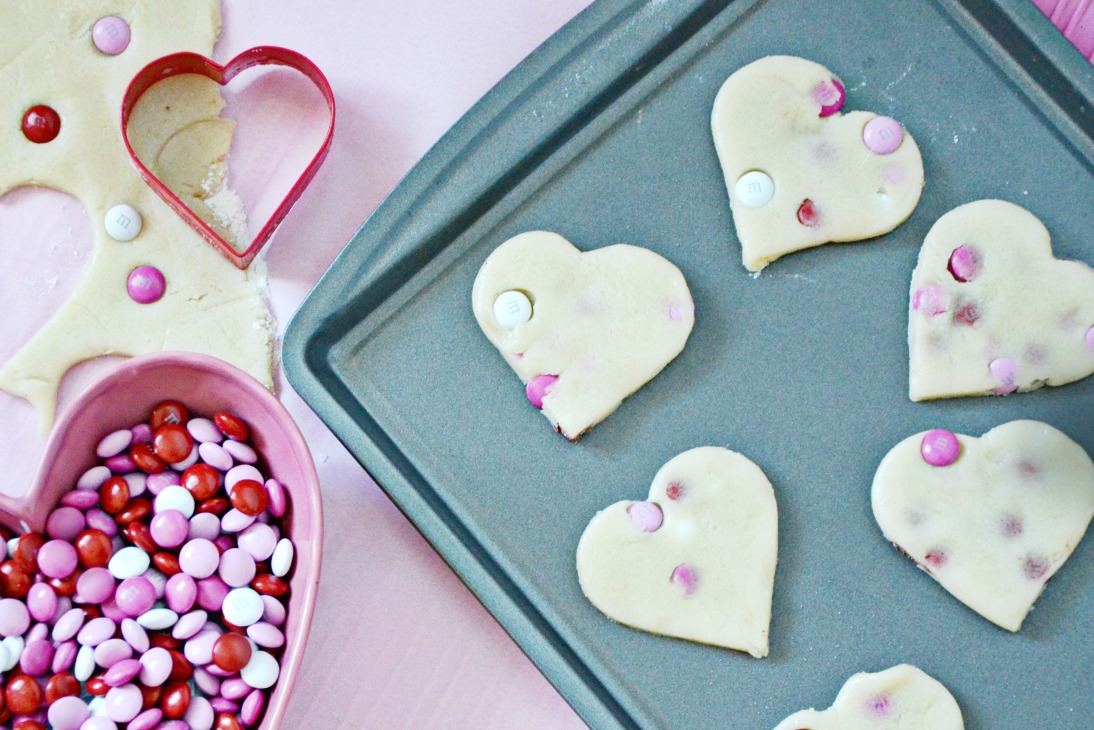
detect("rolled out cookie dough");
top-left (711, 55), bottom-right (924, 272)
top-left (576, 447), bottom-right (777, 657)
top-left (908, 199), bottom-right (1094, 400)
top-left (0, 0), bottom-right (273, 431)
top-left (872, 420), bottom-right (1094, 631)
top-left (773, 664), bottom-right (964, 730)
top-left (472, 231), bottom-right (694, 441)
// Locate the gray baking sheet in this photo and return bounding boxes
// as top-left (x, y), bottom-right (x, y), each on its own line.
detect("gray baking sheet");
top-left (284, 0), bottom-right (1094, 727)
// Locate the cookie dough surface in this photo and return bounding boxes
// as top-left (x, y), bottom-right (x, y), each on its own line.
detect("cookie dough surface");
top-left (472, 231), bottom-right (693, 441)
top-left (711, 55), bottom-right (924, 272)
top-left (773, 664), bottom-right (964, 730)
top-left (872, 420), bottom-right (1094, 631)
top-left (575, 446), bottom-right (777, 657)
top-left (908, 199), bottom-right (1094, 400)
top-left (0, 0), bottom-right (274, 431)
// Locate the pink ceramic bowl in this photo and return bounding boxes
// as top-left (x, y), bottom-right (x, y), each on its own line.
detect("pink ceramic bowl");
top-left (0, 352), bottom-right (322, 730)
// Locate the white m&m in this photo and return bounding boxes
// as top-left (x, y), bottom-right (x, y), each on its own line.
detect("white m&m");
top-left (735, 170), bottom-right (775, 208)
top-left (493, 290), bottom-right (533, 328)
top-left (104, 204), bottom-right (142, 242)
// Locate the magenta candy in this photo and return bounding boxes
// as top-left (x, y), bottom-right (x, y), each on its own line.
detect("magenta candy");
top-left (670, 564), bottom-right (699, 595)
top-left (27, 583), bottom-right (59, 623)
top-left (179, 538), bottom-right (219, 578)
top-left (948, 244), bottom-right (982, 282)
top-left (196, 575), bottom-right (231, 612)
top-left (627, 501), bottom-right (663, 532)
top-left (105, 683), bottom-right (143, 722)
top-left (210, 697), bottom-right (241, 714)
top-left (60, 489), bottom-right (100, 509)
top-left (165, 573), bottom-right (198, 613)
top-left (103, 657), bottom-right (142, 687)
top-left (47, 694), bottom-right (91, 730)
top-left (120, 618), bottom-right (149, 653)
top-left (78, 465), bottom-right (112, 490)
top-left (525, 374), bottom-right (558, 408)
top-left (265, 478), bottom-right (287, 518)
top-left (921, 429), bottom-right (962, 466)
top-left (128, 708), bottom-right (163, 730)
top-left (219, 548), bottom-right (257, 588)
top-left (127, 265), bottom-right (166, 304)
top-left (220, 676), bottom-right (251, 700)
top-left (171, 609), bottom-right (208, 640)
top-left (150, 509), bottom-right (189, 548)
top-left (85, 507), bottom-right (119, 537)
top-left (146, 470), bottom-right (181, 496)
top-left (38, 539), bottom-right (79, 579)
top-left (189, 512), bottom-right (222, 541)
top-left (138, 646), bottom-right (173, 687)
top-left (20, 637), bottom-right (54, 676)
top-left (77, 567), bottom-right (117, 605)
top-left (94, 637), bottom-right (133, 668)
top-left (52, 607), bottom-right (87, 642)
top-left (48, 505), bottom-right (89, 538)
top-left (241, 688), bottom-right (265, 726)
top-left (0, 597), bottom-right (31, 636)
top-left (114, 576), bottom-right (156, 616)
top-left (237, 523), bottom-right (277, 561)
top-left (912, 283), bottom-right (948, 317)
top-left (863, 116), bottom-right (904, 154)
top-left (814, 78), bottom-right (845, 117)
top-left (130, 423), bottom-right (154, 443)
top-left (260, 594), bottom-right (286, 626)
top-left (105, 452), bottom-right (137, 473)
top-left (76, 616), bottom-right (116, 646)
top-left (52, 639), bottom-right (78, 672)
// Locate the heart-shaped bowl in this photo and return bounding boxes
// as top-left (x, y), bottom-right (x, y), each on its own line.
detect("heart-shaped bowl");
top-left (0, 352), bottom-right (322, 729)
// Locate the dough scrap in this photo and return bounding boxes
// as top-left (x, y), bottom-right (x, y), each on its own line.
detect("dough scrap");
top-left (908, 199), bottom-right (1094, 400)
top-left (872, 420), bottom-right (1094, 631)
top-left (471, 231), bottom-right (693, 441)
top-left (0, 0), bottom-right (274, 432)
top-left (773, 664), bottom-right (964, 730)
top-left (575, 446), bottom-right (777, 657)
top-left (711, 55), bottom-right (924, 271)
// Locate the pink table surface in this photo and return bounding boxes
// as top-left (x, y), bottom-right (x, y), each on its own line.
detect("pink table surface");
top-left (0, 1), bottom-right (591, 727)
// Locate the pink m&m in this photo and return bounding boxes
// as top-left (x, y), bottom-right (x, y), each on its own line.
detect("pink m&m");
top-left (947, 245), bottom-right (982, 282)
top-left (127, 265), bottom-right (165, 304)
top-left (526, 374), bottom-right (559, 409)
top-left (627, 501), bottom-right (663, 532)
top-left (989, 357), bottom-right (1018, 395)
top-left (920, 429), bottom-right (961, 467)
top-left (814, 78), bottom-right (845, 117)
top-left (92, 16), bottom-right (131, 55)
top-left (863, 116), bottom-right (904, 154)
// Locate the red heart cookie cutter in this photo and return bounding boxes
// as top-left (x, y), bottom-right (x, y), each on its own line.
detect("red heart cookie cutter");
top-left (121, 46), bottom-right (336, 270)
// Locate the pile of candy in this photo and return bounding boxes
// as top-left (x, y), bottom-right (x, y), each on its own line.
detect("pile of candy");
top-left (0, 401), bottom-right (295, 730)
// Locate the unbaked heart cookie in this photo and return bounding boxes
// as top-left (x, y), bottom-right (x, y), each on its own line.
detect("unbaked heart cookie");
top-left (773, 664), bottom-right (964, 730)
top-left (711, 55), bottom-right (924, 272)
top-left (472, 231), bottom-right (694, 441)
top-left (908, 199), bottom-right (1094, 400)
top-left (872, 420), bottom-right (1094, 631)
top-left (575, 447), bottom-right (777, 656)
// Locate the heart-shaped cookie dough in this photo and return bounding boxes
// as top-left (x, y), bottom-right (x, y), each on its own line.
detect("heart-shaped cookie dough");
top-left (711, 55), bottom-right (924, 272)
top-left (872, 420), bottom-right (1094, 631)
top-left (575, 447), bottom-right (777, 656)
top-left (908, 199), bottom-right (1094, 400)
top-left (0, 353), bottom-right (322, 729)
top-left (773, 664), bottom-right (964, 730)
top-left (472, 231), bottom-right (694, 441)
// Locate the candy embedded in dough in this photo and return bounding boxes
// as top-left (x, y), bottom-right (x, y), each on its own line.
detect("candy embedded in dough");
top-left (908, 199), bottom-right (1094, 400)
top-left (0, 1), bottom-right (274, 431)
top-left (872, 420), bottom-right (1094, 632)
top-left (575, 447), bottom-right (777, 656)
top-left (773, 664), bottom-right (964, 730)
top-left (471, 231), bottom-right (694, 441)
top-left (711, 55), bottom-right (924, 272)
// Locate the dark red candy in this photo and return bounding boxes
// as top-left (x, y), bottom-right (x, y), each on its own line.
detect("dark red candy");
top-left (114, 497), bottom-right (152, 525)
top-left (21, 105), bottom-right (61, 144)
top-left (196, 497), bottom-right (231, 516)
top-left (211, 632), bottom-right (252, 672)
top-left (5, 673), bottom-right (43, 714)
top-left (0, 561), bottom-right (33, 598)
top-left (129, 442), bottom-right (166, 473)
top-left (160, 679), bottom-right (192, 719)
top-left (229, 479), bottom-right (268, 516)
top-left (150, 400), bottom-right (190, 430)
top-left (251, 574), bottom-right (289, 597)
top-left (45, 672), bottom-right (80, 704)
top-left (153, 423), bottom-right (193, 464)
top-left (12, 534), bottom-right (45, 573)
top-left (214, 412), bottom-right (249, 441)
top-left (99, 476), bottom-right (130, 514)
top-left (75, 529), bottom-right (114, 568)
top-left (182, 463), bottom-right (221, 501)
